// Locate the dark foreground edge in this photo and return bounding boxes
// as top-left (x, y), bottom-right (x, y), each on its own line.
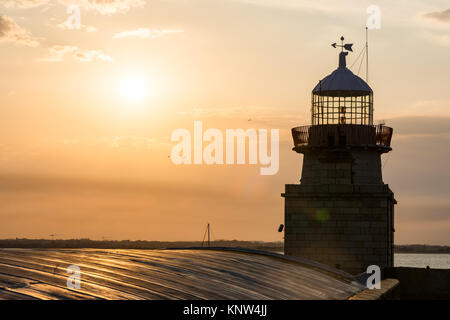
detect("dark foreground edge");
top-left (0, 300), bottom-right (446, 319)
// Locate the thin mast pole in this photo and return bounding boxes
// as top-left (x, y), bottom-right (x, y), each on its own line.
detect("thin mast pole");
top-left (207, 223), bottom-right (210, 247)
top-left (366, 27), bottom-right (369, 83)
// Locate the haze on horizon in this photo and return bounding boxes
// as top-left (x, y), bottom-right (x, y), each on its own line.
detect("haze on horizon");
top-left (0, 0), bottom-right (449, 244)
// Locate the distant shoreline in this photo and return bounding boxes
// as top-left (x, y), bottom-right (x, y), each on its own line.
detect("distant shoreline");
top-left (395, 252), bottom-right (450, 254)
top-left (394, 245), bottom-right (450, 254)
top-left (0, 239), bottom-right (448, 254)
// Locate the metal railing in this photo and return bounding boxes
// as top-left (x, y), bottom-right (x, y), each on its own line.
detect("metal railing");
top-left (291, 124), bottom-right (393, 148)
top-left (375, 125), bottom-right (393, 147)
top-left (291, 125), bottom-right (311, 147)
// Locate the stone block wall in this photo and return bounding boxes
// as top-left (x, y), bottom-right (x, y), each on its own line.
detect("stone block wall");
top-left (283, 184), bottom-right (396, 275)
top-left (301, 148), bottom-right (383, 185)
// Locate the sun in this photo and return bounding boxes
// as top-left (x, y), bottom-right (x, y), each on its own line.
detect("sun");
top-left (119, 75), bottom-right (148, 102)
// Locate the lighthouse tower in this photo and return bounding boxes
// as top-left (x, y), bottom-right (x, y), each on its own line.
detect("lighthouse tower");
top-left (282, 37), bottom-right (396, 275)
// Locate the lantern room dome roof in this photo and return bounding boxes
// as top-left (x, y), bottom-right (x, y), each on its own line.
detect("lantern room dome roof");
top-left (312, 52), bottom-right (372, 97)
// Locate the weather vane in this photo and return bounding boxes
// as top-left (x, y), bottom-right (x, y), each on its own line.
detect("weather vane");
top-left (331, 36), bottom-right (353, 52)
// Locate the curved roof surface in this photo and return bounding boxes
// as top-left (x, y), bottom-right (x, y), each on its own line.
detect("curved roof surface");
top-left (312, 53), bottom-right (372, 97)
top-left (0, 248), bottom-right (364, 300)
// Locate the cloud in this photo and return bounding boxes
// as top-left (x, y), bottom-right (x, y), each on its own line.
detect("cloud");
top-left (231, 0), bottom-right (334, 13)
top-left (0, 14), bottom-right (40, 47)
top-left (41, 45), bottom-right (76, 62)
top-left (41, 45), bottom-right (112, 62)
top-left (2, 0), bottom-right (50, 8)
top-left (113, 28), bottom-right (184, 39)
top-left (177, 106), bottom-right (306, 127)
top-left (423, 8), bottom-right (450, 23)
top-left (55, 20), bottom-right (98, 33)
top-left (384, 116), bottom-right (450, 137)
top-left (427, 33), bottom-right (450, 46)
top-left (62, 135), bottom-right (172, 150)
top-left (3, 0), bottom-right (145, 14)
top-left (108, 135), bottom-right (171, 149)
top-left (398, 196), bottom-right (450, 222)
top-left (0, 173), bottom-right (229, 199)
top-left (68, 0), bottom-right (146, 15)
top-left (84, 25), bottom-right (98, 32)
top-left (72, 48), bottom-right (112, 62)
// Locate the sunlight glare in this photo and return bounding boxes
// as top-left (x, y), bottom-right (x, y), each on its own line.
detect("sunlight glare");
top-left (119, 75), bottom-right (149, 102)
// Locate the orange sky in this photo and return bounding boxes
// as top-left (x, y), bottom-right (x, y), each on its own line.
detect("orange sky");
top-left (0, 0), bottom-right (449, 244)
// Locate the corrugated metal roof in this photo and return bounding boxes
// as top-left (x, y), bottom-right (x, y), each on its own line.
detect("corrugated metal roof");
top-left (0, 248), bottom-right (365, 300)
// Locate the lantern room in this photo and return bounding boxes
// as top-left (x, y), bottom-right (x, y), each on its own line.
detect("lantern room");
top-left (311, 38), bottom-right (373, 125)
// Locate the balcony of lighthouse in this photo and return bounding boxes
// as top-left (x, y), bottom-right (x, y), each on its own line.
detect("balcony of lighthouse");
top-left (291, 124), bottom-right (393, 153)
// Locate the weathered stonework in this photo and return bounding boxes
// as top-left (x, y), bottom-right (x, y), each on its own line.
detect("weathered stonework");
top-left (283, 183), bottom-right (396, 275)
